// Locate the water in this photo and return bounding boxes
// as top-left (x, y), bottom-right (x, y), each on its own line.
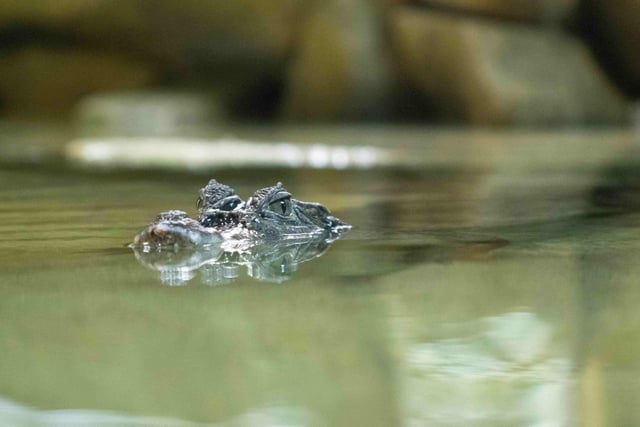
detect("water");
top-left (2, 132), bottom-right (640, 426)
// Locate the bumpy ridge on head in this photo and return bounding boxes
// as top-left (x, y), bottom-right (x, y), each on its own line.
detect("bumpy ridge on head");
top-left (197, 179), bottom-right (236, 211)
top-left (247, 182), bottom-right (287, 209)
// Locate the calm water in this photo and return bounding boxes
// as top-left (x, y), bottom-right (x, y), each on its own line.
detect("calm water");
top-left (2, 132), bottom-right (640, 426)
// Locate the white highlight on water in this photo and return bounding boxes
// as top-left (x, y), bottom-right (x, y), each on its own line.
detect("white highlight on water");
top-left (66, 137), bottom-right (392, 170)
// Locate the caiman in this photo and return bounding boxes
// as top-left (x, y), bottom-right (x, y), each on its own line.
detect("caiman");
top-left (132, 179), bottom-right (350, 250)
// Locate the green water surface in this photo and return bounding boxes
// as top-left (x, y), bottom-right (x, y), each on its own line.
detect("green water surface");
top-left (2, 132), bottom-right (640, 426)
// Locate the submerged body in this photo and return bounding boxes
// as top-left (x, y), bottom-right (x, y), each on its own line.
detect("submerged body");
top-left (132, 180), bottom-right (350, 250)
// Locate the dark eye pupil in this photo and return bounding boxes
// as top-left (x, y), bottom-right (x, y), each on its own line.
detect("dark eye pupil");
top-left (269, 198), bottom-right (290, 215)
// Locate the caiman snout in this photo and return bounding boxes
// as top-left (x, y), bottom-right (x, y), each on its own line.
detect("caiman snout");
top-left (293, 201), bottom-right (350, 232)
top-left (325, 215), bottom-right (350, 231)
top-left (132, 210), bottom-right (221, 248)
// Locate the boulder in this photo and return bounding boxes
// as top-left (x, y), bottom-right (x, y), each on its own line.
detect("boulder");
top-left (389, 8), bottom-right (629, 125)
top-left (281, 0), bottom-right (392, 121)
top-left (75, 92), bottom-right (223, 137)
top-left (412, 0), bottom-right (577, 24)
top-left (0, 48), bottom-right (156, 118)
top-left (0, 0), bottom-right (299, 68)
top-left (0, 0), bottom-right (303, 119)
top-left (581, 0), bottom-right (640, 96)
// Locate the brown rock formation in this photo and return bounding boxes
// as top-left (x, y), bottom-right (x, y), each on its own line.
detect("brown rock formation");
top-left (282, 0), bottom-right (391, 121)
top-left (412, 0), bottom-right (577, 24)
top-left (389, 8), bottom-right (629, 125)
top-left (0, 48), bottom-right (156, 118)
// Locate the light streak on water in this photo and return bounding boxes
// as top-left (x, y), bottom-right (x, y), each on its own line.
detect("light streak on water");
top-left (66, 137), bottom-right (395, 170)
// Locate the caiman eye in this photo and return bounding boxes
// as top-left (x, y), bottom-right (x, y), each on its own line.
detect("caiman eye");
top-left (268, 198), bottom-right (291, 216)
top-left (221, 198), bottom-right (240, 211)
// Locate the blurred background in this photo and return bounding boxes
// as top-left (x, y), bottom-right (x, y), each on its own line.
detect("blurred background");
top-left (0, 0), bottom-right (636, 127)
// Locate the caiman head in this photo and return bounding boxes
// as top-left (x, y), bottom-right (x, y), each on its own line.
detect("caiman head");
top-left (197, 180), bottom-right (350, 239)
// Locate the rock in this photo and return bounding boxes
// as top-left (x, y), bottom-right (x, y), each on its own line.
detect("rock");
top-left (389, 8), bottom-right (629, 125)
top-left (0, 48), bottom-right (156, 118)
top-left (412, 0), bottom-right (577, 24)
top-left (0, 0), bottom-right (90, 26)
top-left (281, 0), bottom-right (392, 121)
top-left (0, 0), bottom-right (299, 68)
top-left (0, 0), bottom-right (309, 118)
top-left (0, 1), bottom-right (303, 119)
top-left (581, 0), bottom-right (640, 96)
top-left (75, 92), bottom-right (224, 138)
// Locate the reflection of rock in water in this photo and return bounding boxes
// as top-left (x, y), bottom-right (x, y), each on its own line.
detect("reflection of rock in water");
top-left (132, 237), bottom-right (336, 286)
top-left (401, 312), bottom-right (570, 426)
top-left (0, 395), bottom-right (312, 427)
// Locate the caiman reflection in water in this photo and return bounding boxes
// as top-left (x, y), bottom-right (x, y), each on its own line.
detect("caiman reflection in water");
top-left (130, 179), bottom-right (351, 285)
top-left (132, 237), bottom-right (340, 285)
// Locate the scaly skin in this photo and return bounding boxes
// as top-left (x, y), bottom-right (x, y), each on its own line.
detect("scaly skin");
top-left (132, 180), bottom-right (350, 249)
top-left (132, 210), bottom-right (221, 249)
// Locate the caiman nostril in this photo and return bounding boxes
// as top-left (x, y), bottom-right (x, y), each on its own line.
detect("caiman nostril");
top-left (325, 216), bottom-right (341, 228)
